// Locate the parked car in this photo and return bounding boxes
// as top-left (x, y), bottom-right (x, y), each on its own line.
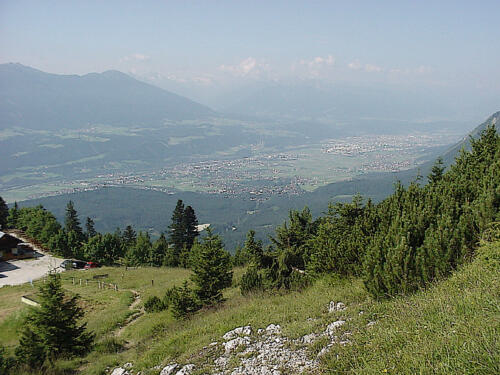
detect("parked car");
top-left (84, 261), bottom-right (99, 270)
top-left (60, 259), bottom-right (73, 269)
top-left (72, 260), bottom-right (87, 269)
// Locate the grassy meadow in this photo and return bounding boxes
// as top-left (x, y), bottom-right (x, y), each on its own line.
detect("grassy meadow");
top-left (1, 240), bottom-right (498, 374)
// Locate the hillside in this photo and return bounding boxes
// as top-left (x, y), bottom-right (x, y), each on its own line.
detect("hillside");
top-left (0, 63), bottom-right (215, 130)
top-left (1, 237), bottom-right (498, 374)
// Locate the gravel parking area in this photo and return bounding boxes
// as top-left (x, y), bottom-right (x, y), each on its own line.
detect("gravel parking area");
top-left (0, 252), bottom-right (64, 287)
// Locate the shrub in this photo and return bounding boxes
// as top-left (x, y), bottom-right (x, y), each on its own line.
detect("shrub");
top-left (0, 345), bottom-right (15, 375)
top-left (93, 337), bottom-right (124, 354)
top-left (169, 282), bottom-right (201, 319)
top-left (144, 296), bottom-right (166, 313)
top-left (240, 266), bottom-right (263, 295)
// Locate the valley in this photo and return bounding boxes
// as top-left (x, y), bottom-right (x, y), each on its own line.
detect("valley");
top-left (1, 127), bottom-right (459, 203)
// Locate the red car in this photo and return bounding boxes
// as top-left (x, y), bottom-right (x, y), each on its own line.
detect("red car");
top-left (84, 261), bottom-right (99, 269)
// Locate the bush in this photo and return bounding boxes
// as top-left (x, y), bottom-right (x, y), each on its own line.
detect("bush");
top-left (169, 282), bottom-right (201, 319)
top-left (0, 345), bottom-right (15, 375)
top-left (93, 337), bottom-right (124, 354)
top-left (144, 296), bottom-right (166, 313)
top-left (240, 266), bottom-right (263, 295)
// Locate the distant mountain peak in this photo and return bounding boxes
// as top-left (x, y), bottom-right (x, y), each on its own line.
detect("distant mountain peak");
top-left (0, 63), bottom-right (215, 130)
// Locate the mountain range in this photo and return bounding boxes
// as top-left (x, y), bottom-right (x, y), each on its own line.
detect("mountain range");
top-left (0, 63), bottom-right (214, 130)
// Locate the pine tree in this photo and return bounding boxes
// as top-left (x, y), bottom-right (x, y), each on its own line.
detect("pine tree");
top-left (64, 201), bottom-right (83, 241)
top-left (243, 230), bottom-right (263, 266)
top-left (122, 225), bottom-right (137, 246)
top-left (125, 231), bottom-right (151, 266)
top-left (6, 202), bottom-right (19, 229)
top-left (151, 233), bottom-right (168, 266)
top-left (190, 229), bottom-right (232, 305)
top-left (15, 273), bottom-right (93, 367)
top-left (184, 205), bottom-right (199, 249)
top-left (85, 217), bottom-right (97, 239)
top-left (0, 196), bottom-right (8, 229)
top-left (428, 157), bottom-right (445, 184)
top-left (168, 200), bottom-right (185, 266)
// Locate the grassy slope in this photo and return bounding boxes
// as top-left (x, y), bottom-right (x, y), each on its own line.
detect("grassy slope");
top-left (1, 241), bottom-right (498, 374)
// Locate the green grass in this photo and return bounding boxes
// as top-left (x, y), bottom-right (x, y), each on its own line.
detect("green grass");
top-left (1, 242), bottom-right (498, 374)
top-left (323, 240), bottom-right (500, 374)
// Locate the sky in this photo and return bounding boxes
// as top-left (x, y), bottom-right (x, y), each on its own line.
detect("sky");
top-left (1, 0), bottom-right (499, 108)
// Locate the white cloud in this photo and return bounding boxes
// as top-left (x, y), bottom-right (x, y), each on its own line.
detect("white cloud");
top-left (364, 64), bottom-right (383, 73)
top-left (219, 57), bottom-right (269, 77)
top-left (291, 55), bottom-right (336, 78)
top-left (120, 53), bottom-right (151, 62)
top-left (348, 60), bottom-right (362, 70)
top-left (300, 54), bottom-right (335, 68)
top-left (389, 65), bottom-right (432, 75)
top-left (348, 60), bottom-right (383, 73)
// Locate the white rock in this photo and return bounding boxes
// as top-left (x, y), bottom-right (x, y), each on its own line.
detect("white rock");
top-left (224, 337), bottom-right (250, 354)
top-left (367, 321), bottom-right (376, 327)
top-left (328, 301), bottom-right (346, 313)
top-left (160, 364), bottom-right (178, 375)
top-left (325, 320), bottom-right (345, 336)
top-left (265, 324), bottom-right (281, 335)
top-left (317, 346), bottom-right (330, 357)
top-left (110, 368), bottom-right (129, 375)
top-left (176, 364), bottom-right (195, 375)
top-left (301, 333), bottom-right (319, 344)
top-left (123, 363), bottom-right (133, 369)
top-left (223, 325), bottom-right (252, 340)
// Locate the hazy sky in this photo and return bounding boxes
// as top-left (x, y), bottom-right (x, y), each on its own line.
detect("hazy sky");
top-left (1, 0), bottom-right (500, 92)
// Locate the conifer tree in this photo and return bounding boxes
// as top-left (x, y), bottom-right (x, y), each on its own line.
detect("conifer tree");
top-left (0, 196), bottom-right (8, 229)
top-left (168, 199), bottom-right (185, 265)
top-left (122, 225), bottom-right (136, 246)
top-left (6, 202), bottom-right (19, 228)
top-left (243, 230), bottom-right (263, 266)
top-left (184, 205), bottom-right (199, 249)
top-left (125, 231), bottom-right (151, 266)
top-left (85, 217), bottom-right (97, 239)
top-left (190, 229), bottom-right (232, 305)
top-left (151, 233), bottom-right (168, 266)
top-left (15, 273), bottom-right (93, 367)
top-left (64, 201), bottom-right (83, 241)
top-left (428, 157), bottom-right (445, 184)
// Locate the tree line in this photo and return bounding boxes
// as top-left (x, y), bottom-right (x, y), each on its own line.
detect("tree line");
top-left (236, 125), bottom-right (499, 297)
top-left (0, 198), bottom-right (202, 268)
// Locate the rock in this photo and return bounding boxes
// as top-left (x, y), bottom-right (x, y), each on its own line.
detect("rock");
top-left (160, 364), bottom-right (178, 375)
top-left (110, 368), bottom-right (129, 375)
top-left (210, 341), bottom-right (218, 347)
top-left (317, 346), bottom-right (330, 357)
top-left (123, 363), bottom-right (133, 369)
top-left (223, 325), bottom-right (252, 340)
top-left (224, 337), bottom-right (250, 354)
top-left (301, 333), bottom-right (319, 344)
top-left (328, 301), bottom-right (346, 313)
top-left (176, 364), bottom-right (195, 375)
top-left (367, 321), bottom-right (376, 327)
top-left (325, 320), bottom-right (345, 336)
top-left (265, 324), bottom-right (281, 335)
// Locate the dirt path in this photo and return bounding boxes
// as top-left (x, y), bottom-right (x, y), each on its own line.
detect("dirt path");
top-left (115, 289), bottom-right (145, 339)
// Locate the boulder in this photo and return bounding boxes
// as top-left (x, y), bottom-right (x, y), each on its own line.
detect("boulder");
top-left (160, 363), bottom-right (178, 375)
top-left (223, 325), bottom-right (252, 341)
